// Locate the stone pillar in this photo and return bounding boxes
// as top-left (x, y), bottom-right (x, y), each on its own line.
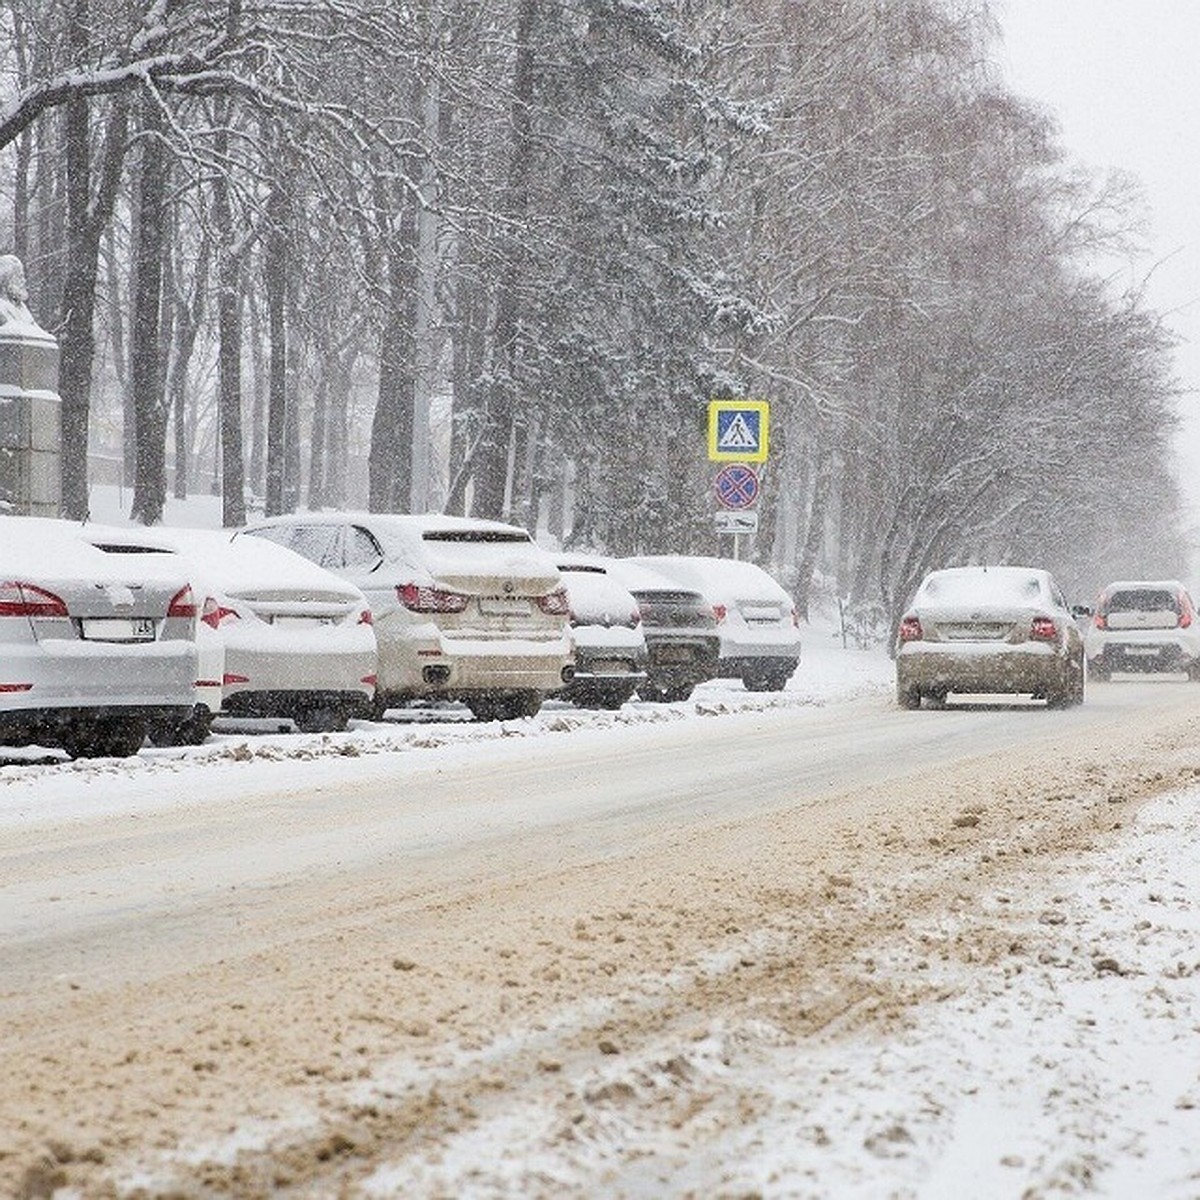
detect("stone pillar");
top-left (0, 255), bottom-right (61, 517)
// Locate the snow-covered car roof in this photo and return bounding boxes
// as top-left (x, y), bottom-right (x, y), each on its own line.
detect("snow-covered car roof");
top-left (2, 516), bottom-right (190, 588)
top-left (912, 566), bottom-right (1055, 608)
top-left (247, 510), bottom-right (535, 546)
top-left (81, 524), bottom-right (366, 600)
top-left (603, 557), bottom-right (701, 596)
top-left (626, 555), bottom-right (792, 604)
top-left (554, 553), bottom-right (641, 625)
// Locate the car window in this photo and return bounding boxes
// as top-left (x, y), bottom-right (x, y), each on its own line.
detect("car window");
top-left (422, 530), bottom-right (532, 544)
top-left (1105, 589), bottom-right (1177, 614)
top-left (345, 525), bottom-right (384, 570)
top-left (287, 524), bottom-right (344, 569)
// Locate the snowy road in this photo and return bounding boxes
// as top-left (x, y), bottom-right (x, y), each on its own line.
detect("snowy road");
top-left (3, 664), bottom-right (1200, 1196)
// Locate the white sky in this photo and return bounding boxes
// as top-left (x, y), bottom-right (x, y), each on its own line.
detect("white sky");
top-left (995, 1), bottom-right (1200, 551)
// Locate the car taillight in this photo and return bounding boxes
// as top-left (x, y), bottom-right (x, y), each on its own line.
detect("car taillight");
top-left (791, 605), bottom-right (800, 628)
top-left (712, 604), bottom-right (727, 624)
top-left (1093, 613), bottom-right (1107, 630)
top-left (357, 608), bottom-right (374, 626)
top-left (898, 615), bottom-right (923, 642)
top-left (200, 596), bottom-right (239, 629)
top-left (1030, 616), bottom-right (1058, 641)
top-left (168, 585), bottom-right (198, 619)
top-left (0, 581), bottom-right (69, 617)
top-left (630, 608), bottom-right (642, 628)
top-left (535, 587), bottom-right (571, 617)
top-left (397, 583), bottom-right (469, 613)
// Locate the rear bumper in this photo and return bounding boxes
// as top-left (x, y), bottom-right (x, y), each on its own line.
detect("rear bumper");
top-left (0, 704), bottom-right (192, 747)
top-left (379, 629), bottom-right (574, 702)
top-left (0, 640), bottom-right (197, 712)
top-left (643, 634), bottom-right (720, 688)
top-left (221, 630), bottom-right (377, 701)
top-left (1088, 639), bottom-right (1195, 673)
top-left (896, 643), bottom-right (1066, 694)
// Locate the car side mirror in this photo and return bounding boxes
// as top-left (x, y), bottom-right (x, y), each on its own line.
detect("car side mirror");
top-left (1071, 604), bottom-right (1092, 618)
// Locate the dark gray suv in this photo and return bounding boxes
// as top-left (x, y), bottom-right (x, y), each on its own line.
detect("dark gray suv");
top-left (607, 560), bottom-right (720, 702)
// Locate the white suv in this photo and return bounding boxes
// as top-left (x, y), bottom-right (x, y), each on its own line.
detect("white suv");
top-left (1084, 580), bottom-right (1200, 680)
top-left (239, 513), bottom-right (573, 720)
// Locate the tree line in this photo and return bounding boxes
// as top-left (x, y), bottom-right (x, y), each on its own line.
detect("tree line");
top-left (0, 0), bottom-right (1186, 627)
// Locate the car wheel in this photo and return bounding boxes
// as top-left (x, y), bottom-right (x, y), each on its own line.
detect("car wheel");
top-left (467, 691), bottom-right (542, 722)
top-left (663, 684), bottom-right (694, 702)
top-left (147, 706), bottom-right (213, 747)
top-left (295, 705), bottom-right (349, 733)
top-left (61, 716), bottom-right (147, 759)
top-left (636, 683), bottom-right (669, 703)
top-left (1187, 662), bottom-right (1200, 682)
top-left (592, 686), bottom-right (635, 710)
top-left (896, 683), bottom-right (921, 710)
top-left (925, 689), bottom-right (948, 710)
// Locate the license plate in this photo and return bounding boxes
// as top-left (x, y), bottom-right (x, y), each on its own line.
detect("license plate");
top-left (81, 617), bottom-right (156, 642)
top-left (480, 596), bottom-right (530, 616)
top-left (655, 644), bottom-right (695, 664)
top-left (591, 658), bottom-right (632, 675)
top-left (269, 615), bottom-right (332, 629)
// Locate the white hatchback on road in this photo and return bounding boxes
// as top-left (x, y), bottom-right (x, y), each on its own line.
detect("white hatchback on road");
top-left (1084, 579), bottom-right (1200, 680)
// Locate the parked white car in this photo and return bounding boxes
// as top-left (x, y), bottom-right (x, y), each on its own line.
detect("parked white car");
top-left (238, 512), bottom-right (573, 721)
top-left (553, 553), bottom-right (647, 709)
top-left (1084, 579), bottom-right (1200, 680)
top-left (625, 555), bottom-right (801, 691)
top-left (84, 525), bottom-right (378, 739)
top-left (0, 517), bottom-right (197, 757)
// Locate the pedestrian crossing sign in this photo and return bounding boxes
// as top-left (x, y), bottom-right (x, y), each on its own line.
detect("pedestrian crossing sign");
top-left (708, 400), bottom-right (769, 463)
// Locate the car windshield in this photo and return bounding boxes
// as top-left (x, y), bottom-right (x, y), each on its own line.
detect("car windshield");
top-left (422, 530), bottom-right (531, 544)
top-left (918, 570), bottom-right (1044, 606)
top-left (1104, 589), bottom-right (1178, 613)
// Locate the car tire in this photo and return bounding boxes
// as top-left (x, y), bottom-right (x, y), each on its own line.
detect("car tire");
top-left (896, 683), bottom-right (921, 710)
top-left (147, 706), bottom-right (213, 747)
top-left (636, 683), bottom-right (669, 703)
top-left (743, 670), bottom-right (791, 692)
top-left (467, 691), bottom-right (542, 722)
top-left (295, 705), bottom-right (349, 734)
top-left (1187, 662), bottom-right (1200, 682)
top-left (61, 716), bottom-right (147, 759)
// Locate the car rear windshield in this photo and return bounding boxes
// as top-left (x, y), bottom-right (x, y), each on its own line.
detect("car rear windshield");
top-left (421, 530), bottom-right (531, 544)
top-left (1103, 589), bottom-right (1178, 614)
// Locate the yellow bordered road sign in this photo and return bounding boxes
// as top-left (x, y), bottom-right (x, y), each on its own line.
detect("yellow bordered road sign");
top-left (708, 400), bottom-right (769, 463)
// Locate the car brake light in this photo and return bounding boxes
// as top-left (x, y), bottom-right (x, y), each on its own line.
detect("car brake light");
top-left (357, 608), bottom-right (374, 626)
top-left (362, 673), bottom-right (377, 686)
top-left (0, 582), bottom-right (69, 618)
top-left (1093, 613), bottom-right (1107, 630)
top-left (1030, 616), bottom-right (1058, 641)
top-left (712, 604), bottom-right (727, 624)
top-left (200, 596), bottom-right (240, 629)
top-left (168, 585), bottom-right (198, 619)
top-left (397, 583), bottom-right (469, 613)
top-left (0, 682), bottom-right (33, 692)
top-left (898, 615), bottom-right (923, 642)
top-left (223, 672), bottom-right (251, 685)
top-left (535, 588), bottom-right (571, 617)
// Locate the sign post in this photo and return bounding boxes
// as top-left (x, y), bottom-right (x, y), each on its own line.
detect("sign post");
top-left (708, 401), bottom-right (769, 558)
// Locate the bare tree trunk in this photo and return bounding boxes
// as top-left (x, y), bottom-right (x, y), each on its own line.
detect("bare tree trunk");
top-left (213, 113), bottom-right (245, 528)
top-left (130, 97), bottom-right (169, 525)
top-left (264, 175), bottom-right (289, 516)
top-left (473, 0), bottom-right (536, 519)
top-left (58, 63), bottom-right (128, 520)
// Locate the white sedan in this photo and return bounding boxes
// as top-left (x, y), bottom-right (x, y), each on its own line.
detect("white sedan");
top-left (83, 525), bottom-right (378, 738)
top-left (0, 517), bottom-right (197, 757)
